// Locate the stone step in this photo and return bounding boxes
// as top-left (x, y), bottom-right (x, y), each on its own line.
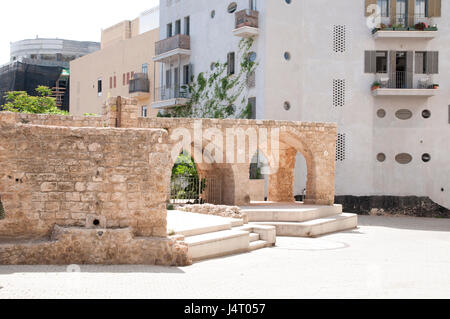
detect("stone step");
top-left (252, 213), bottom-right (358, 238)
top-left (236, 224), bottom-right (277, 246)
top-left (231, 219), bottom-right (245, 227)
top-left (174, 222), bottom-right (232, 237)
top-left (249, 240), bottom-right (269, 251)
top-left (185, 230), bottom-right (250, 262)
top-left (242, 205), bottom-right (343, 223)
top-left (249, 233), bottom-right (260, 242)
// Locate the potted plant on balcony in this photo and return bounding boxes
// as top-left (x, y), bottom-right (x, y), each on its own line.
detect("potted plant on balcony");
top-left (414, 22), bottom-right (427, 31)
top-left (371, 81), bottom-right (381, 91)
top-left (393, 24), bottom-right (407, 31)
top-left (425, 24), bottom-right (438, 31)
top-left (432, 84), bottom-right (439, 89)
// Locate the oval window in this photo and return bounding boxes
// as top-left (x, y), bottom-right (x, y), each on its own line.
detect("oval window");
top-left (377, 153), bottom-right (386, 162)
top-left (395, 153), bottom-right (413, 164)
top-left (284, 102), bottom-right (291, 111)
top-left (227, 2), bottom-right (237, 14)
top-left (377, 109), bottom-right (386, 118)
top-left (248, 52), bottom-right (257, 62)
top-left (284, 52), bottom-right (291, 61)
top-left (211, 10), bottom-right (216, 18)
top-left (395, 109), bottom-right (413, 120)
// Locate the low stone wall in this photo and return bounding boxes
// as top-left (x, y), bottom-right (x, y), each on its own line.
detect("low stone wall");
top-left (178, 204), bottom-right (249, 224)
top-left (0, 112), bottom-right (105, 128)
top-left (335, 196), bottom-right (450, 218)
top-left (0, 225), bottom-right (191, 266)
top-left (248, 180), bottom-right (265, 202)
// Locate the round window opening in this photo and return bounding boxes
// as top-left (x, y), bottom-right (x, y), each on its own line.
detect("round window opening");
top-left (284, 52), bottom-right (291, 61)
top-left (377, 153), bottom-right (386, 162)
top-left (377, 109), bottom-right (386, 118)
top-left (210, 62), bottom-right (216, 71)
top-left (227, 2), bottom-right (237, 14)
top-left (422, 110), bottom-right (431, 119)
top-left (422, 153), bottom-right (431, 163)
top-left (93, 219), bottom-right (100, 226)
top-left (211, 10), bottom-right (216, 18)
top-left (248, 52), bottom-right (257, 62)
top-left (285, 0), bottom-right (292, 4)
top-left (284, 102), bottom-right (291, 111)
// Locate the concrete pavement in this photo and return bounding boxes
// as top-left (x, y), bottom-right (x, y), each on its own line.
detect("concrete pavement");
top-left (0, 216), bottom-right (449, 299)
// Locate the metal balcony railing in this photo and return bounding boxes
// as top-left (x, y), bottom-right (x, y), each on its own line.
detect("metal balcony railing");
top-left (129, 73), bottom-right (150, 94)
top-left (155, 34), bottom-right (190, 56)
top-left (393, 14), bottom-right (435, 28)
top-left (154, 85), bottom-right (191, 102)
top-left (378, 71), bottom-right (433, 89)
top-left (235, 9), bottom-right (259, 29)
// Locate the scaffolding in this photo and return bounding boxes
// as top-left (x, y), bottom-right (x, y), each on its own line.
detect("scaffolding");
top-left (0, 61), bottom-right (69, 111)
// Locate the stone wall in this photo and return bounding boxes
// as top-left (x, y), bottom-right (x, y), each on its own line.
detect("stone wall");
top-left (0, 112), bottom-right (105, 128)
top-left (0, 121), bottom-right (169, 238)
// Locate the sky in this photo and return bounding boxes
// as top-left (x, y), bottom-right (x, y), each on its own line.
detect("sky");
top-left (0, 0), bottom-right (160, 64)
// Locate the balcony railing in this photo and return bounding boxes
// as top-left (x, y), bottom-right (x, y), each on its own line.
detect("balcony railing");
top-left (154, 85), bottom-right (191, 102)
top-left (235, 9), bottom-right (259, 29)
top-left (376, 71), bottom-right (435, 89)
top-left (129, 73), bottom-right (150, 94)
top-left (155, 34), bottom-right (191, 56)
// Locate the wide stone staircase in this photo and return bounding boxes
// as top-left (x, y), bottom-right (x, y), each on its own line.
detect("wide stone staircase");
top-left (167, 211), bottom-right (276, 262)
top-left (241, 202), bottom-right (358, 238)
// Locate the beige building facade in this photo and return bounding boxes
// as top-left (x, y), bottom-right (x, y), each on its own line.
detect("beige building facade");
top-left (70, 7), bottom-right (160, 117)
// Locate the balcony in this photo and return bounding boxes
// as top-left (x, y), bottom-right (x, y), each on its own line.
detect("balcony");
top-left (372, 14), bottom-right (438, 39)
top-left (153, 34), bottom-right (191, 63)
top-left (233, 9), bottom-right (259, 38)
top-left (371, 72), bottom-right (439, 97)
top-left (151, 85), bottom-right (191, 110)
top-left (129, 73), bottom-right (150, 99)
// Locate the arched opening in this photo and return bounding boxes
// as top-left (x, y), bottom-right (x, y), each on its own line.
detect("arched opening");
top-left (294, 153), bottom-right (308, 202)
top-left (249, 150), bottom-right (270, 202)
top-left (170, 150), bottom-right (204, 205)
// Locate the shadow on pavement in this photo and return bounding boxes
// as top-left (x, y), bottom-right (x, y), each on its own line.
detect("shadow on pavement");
top-left (357, 215), bottom-right (450, 232)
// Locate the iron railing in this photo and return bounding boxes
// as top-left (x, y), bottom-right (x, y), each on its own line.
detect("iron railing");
top-left (155, 34), bottom-right (190, 56)
top-left (393, 14), bottom-right (434, 27)
top-left (378, 71), bottom-right (433, 89)
top-left (129, 73), bottom-right (150, 94)
top-left (170, 176), bottom-right (221, 205)
top-left (154, 85), bottom-right (191, 102)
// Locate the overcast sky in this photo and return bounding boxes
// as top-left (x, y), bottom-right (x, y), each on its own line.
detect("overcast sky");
top-left (0, 0), bottom-right (160, 64)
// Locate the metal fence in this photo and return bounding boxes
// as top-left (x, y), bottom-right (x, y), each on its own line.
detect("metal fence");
top-left (170, 175), bottom-right (221, 205)
top-left (154, 85), bottom-right (190, 102)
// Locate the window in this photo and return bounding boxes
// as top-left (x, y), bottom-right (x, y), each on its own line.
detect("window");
top-left (416, 0), bottom-right (429, 18)
top-left (377, 0), bottom-right (389, 17)
top-left (184, 16), bottom-right (190, 35)
top-left (142, 63), bottom-right (148, 74)
top-left (142, 106), bottom-right (148, 118)
top-left (127, 73), bottom-right (130, 84)
top-left (283, 102), bottom-right (291, 111)
top-left (166, 70), bottom-right (172, 88)
top-left (114, 76), bottom-right (117, 89)
top-left (228, 2), bottom-right (238, 14)
top-left (416, 51), bottom-right (439, 74)
top-left (183, 64), bottom-right (192, 85)
top-left (249, 0), bottom-right (257, 10)
top-left (167, 23), bottom-right (173, 38)
top-left (123, 73), bottom-right (126, 86)
top-left (175, 20), bottom-right (181, 35)
top-left (109, 77), bottom-right (113, 89)
top-left (248, 97), bottom-right (256, 119)
top-left (227, 52), bottom-right (235, 75)
top-left (376, 51), bottom-right (387, 73)
top-left (97, 78), bottom-right (102, 97)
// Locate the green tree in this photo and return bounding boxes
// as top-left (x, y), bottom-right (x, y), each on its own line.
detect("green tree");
top-left (2, 86), bottom-right (68, 115)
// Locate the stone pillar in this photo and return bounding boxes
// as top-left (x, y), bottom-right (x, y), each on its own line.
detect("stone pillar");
top-left (103, 97), bottom-right (140, 128)
top-left (268, 148), bottom-right (297, 203)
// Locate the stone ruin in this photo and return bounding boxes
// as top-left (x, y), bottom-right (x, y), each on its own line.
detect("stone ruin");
top-left (0, 97), bottom-right (338, 266)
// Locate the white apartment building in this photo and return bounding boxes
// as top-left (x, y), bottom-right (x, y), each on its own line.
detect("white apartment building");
top-left (153, 0), bottom-right (449, 209)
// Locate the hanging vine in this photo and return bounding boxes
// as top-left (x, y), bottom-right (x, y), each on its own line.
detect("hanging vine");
top-left (158, 38), bottom-right (258, 119)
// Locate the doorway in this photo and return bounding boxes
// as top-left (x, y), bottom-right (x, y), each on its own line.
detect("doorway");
top-left (395, 52), bottom-right (407, 88)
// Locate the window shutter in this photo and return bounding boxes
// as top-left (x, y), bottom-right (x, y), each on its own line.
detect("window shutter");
top-left (365, 0), bottom-right (377, 16)
top-left (389, 50), bottom-right (397, 79)
top-left (390, 0), bottom-right (397, 25)
top-left (428, 0), bottom-right (442, 17)
top-left (415, 52), bottom-right (424, 74)
top-left (406, 51), bottom-right (414, 88)
top-left (364, 51), bottom-right (377, 73)
top-left (426, 51), bottom-right (439, 74)
top-left (189, 63), bottom-right (194, 83)
top-left (408, 0), bottom-right (415, 26)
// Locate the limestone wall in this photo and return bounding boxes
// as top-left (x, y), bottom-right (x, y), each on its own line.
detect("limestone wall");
top-left (0, 121), bottom-right (170, 239)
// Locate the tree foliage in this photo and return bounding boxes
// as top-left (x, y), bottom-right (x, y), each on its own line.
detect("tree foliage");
top-left (2, 86), bottom-right (68, 115)
top-left (159, 38), bottom-right (258, 119)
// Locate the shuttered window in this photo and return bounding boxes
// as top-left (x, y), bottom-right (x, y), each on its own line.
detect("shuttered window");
top-left (227, 52), bottom-right (236, 76)
top-left (426, 51), bottom-right (439, 74)
top-left (428, 0), bottom-right (441, 17)
top-left (415, 52), bottom-right (426, 74)
top-left (365, 51), bottom-right (387, 73)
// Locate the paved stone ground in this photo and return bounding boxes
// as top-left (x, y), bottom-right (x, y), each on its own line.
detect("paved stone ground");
top-left (0, 216), bottom-right (449, 299)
